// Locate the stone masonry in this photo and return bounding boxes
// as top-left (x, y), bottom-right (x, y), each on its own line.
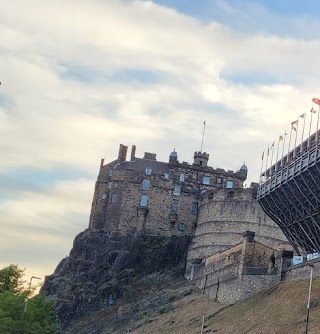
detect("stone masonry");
top-left (88, 143), bottom-right (289, 304)
top-left (190, 231), bottom-right (293, 303)
top-left (89, 144), bottom-right (248, 237)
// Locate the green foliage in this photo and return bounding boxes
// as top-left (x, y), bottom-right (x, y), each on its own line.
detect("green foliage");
top-left (0, 264), bottom-right (25, 294)
top-left (0, 265), bottom-right (60, 334)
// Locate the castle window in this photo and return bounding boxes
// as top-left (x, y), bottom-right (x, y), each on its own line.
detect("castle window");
top-left (171, 199), bottom-right (179, 213)
top-left (140, 194), bottom-right (148, 207)
top-left (202, 176), bottom-right (210, 185)
top-left (192, 202), bottom-right (198, 215)
top-left (164, 173), bottom-right (169, 180)
top-left (102, 193), bottom-right (107, 200)
top-left (143, 179), bottom-right (150, 190)
top-left (226, 180), bottom-right (234, 189)
top-left (179, 173), bottom-right (185, 182)
top-left (216, 177), bottom-right (222, 184)
top-left (145, 167), bottom-right (152, 175)
top-left (108, 181), bottom-right (113, 189)
top-left (111, 193), bottom-right (117, 203)
top-left (173, 185), bottom-right (181, 196)
top-left (109, 169), bottom-right (113, 176)
top-left (178, 223), bottom-right (186, 231)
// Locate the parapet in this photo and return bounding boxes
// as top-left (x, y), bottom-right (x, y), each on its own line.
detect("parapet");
top-left (143, 152), bottom-right (157, 160)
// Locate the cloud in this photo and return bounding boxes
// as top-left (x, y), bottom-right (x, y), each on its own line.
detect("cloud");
top-left (1, 0), bottom-right (320, 276)
top-left (0, 178), bottom-right (92, 275)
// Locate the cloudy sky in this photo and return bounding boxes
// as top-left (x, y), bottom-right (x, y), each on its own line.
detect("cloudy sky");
top-left (2, 0), bottom-right (320, 282)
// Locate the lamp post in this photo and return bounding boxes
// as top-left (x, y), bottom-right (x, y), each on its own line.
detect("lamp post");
top-left (24, 276), bottom-right (41, 313)
top-left (305, 264), bottom-right (314, 334)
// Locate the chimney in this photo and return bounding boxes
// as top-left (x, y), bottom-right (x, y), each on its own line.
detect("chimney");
top-left (130, 145), bottom-right (136, 161)
top-left (100, 158), bottom-right (105, 169)
top-left (118, 144), bottom-right (128, 162)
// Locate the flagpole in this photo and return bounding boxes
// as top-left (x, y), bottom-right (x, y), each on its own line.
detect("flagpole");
top-left (300, 115), bottom-right (306, 154)
top-left (265, 147), bottom-right (270, 177)
top-left (259, 150), bottom-right (264, 185)
top-left (281, 132), bottom-right (287, 167)
top-left (287, 127), bottom-right (293, 162)
top-left (316, 107), bottom-right (320, 142)
top-left (308, 110), bottom-right (314, 148)
top-left (270, 142), bottom-right (275, 175)
top-left (200, 121), bottom-right (206, 152)
top-left (275, 138), bottom-right (281, 171)
top-left (293, 118), bottom-right (301, 160)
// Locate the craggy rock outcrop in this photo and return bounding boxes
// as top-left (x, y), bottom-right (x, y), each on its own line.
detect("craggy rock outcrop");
top-left (41, 229), bottom-right (190, 329)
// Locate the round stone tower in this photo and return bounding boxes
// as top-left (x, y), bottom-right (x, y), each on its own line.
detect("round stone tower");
top-left (185, 186), bottom-right (288, 278)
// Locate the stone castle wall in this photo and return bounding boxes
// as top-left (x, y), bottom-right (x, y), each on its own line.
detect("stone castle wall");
top-left (283, 257), bottom-right (320, 281)
top-left (89, 164), bottom-right (198, 237)
top-left (189, 233), bottom-right (285, 303)
top-left (186, 188), bottom-right (287, 276)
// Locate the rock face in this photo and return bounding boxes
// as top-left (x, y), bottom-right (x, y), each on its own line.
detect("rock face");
top-left (41, 229), bottom-right (190, 329)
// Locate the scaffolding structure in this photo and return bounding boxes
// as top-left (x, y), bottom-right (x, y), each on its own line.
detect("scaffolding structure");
top-left (258, 129), bottom-right (320, 255)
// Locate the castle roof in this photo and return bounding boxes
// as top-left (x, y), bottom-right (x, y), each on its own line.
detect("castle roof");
top-left (170, 149), bottom-right (178, 158)
top-left (240, 163), bottom-right (248, 171)
top-left (114, 158), bottom-right (169, 175)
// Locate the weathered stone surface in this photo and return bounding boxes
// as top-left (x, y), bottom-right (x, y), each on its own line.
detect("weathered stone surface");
top-left (41, 229), bottom-right (190, 329)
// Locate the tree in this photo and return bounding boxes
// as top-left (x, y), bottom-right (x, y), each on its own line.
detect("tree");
top-left (0, 264), bottom-right (25, 294)
top-left (0, 265), bottom-right (60, 334)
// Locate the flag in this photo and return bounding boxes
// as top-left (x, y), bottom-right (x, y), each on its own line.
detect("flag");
top-left (279, 136), bottom-right (284, 141)
top-left (312, 98), bottom-right (320, 105)
top-left (270, 141), bottom-right (274, 149)
top-left (300, 113), bottom-right (306, 118)
top-left (291, 120), bottom-right (298, 131)
top-left (310, 107), bottom-right (317, 113)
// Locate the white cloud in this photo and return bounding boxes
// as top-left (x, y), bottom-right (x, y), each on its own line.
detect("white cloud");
top-left (0, 179), bottom-right (92, 276)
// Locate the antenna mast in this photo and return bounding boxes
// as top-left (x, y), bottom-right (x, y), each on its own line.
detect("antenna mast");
top-left (200, 121), bottom-right (206, 152)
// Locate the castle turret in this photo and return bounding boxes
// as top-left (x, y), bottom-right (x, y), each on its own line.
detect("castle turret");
top-left (169, 149), bottom-right (178, 164)
top-left (193, 151), bottom-right (209, 167)
top-left (238, 162), bottom-right (248, 181)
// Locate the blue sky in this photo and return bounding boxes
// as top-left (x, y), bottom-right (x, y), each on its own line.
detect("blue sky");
top-left (1, 0), bottom-right (320, 281)
top-left (155, 0), bottom-right (320, 36)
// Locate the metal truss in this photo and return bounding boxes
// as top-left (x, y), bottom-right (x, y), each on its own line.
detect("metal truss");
top-left (258, 145), bottom-right (320, 255)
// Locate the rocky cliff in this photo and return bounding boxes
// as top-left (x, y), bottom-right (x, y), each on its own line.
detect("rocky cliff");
top-left (41, 229), bottom-right (190, 330)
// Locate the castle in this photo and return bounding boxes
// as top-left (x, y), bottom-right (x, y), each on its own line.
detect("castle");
top-left (89, 144), bottom-right (292, 302)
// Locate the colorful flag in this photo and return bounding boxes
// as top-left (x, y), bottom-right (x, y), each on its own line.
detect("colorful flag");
top-left (279, 136), bottom-right (284, 141)
top-left (310, 107), bottom-right (317, 113)
top-left (291, 120), bottom-right (298, 131)
top-left (312, 98), bottom-right (320, 105)
top-left (300, 113), bottom-right (306, 118)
